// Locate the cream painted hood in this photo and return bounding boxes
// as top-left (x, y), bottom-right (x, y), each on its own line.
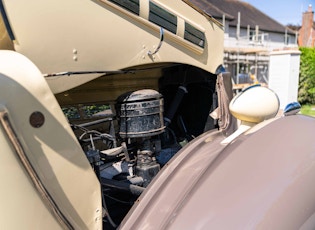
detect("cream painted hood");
top-left (0, 0), bottom-right (224, 93)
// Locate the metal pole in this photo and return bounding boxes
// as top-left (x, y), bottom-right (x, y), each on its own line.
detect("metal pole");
top-left (236, 12), bottom-right (240, 84)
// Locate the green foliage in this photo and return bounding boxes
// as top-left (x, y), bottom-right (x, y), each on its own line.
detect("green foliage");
top-left (300, 104), bottom-right (315, 117)
top-left (62, 104), bottom-right (110, 120)
top-left (83, 104), bottom-right (110, 118)
top-left (298, 47), bottom-right (315, 104)
top-left (62, 106), bottom-right (80, 120)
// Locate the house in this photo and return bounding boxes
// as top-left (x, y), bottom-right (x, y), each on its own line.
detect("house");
top-left (298, 4), bottom-right (315, 47)
top-left (188, 0), bottom-right (298, 85)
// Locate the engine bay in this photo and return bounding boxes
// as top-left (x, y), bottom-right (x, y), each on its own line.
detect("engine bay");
top-left (63, 64), bottom-right (218, 228)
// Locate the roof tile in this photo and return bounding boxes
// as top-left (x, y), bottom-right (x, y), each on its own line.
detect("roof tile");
top-left (188, 0), bottom-right (296, 34)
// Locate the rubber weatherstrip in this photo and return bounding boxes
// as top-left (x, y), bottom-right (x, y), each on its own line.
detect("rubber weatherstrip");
top-left (0, 0), bottom-right (15, 40)
top-left (0, 108), bottom-right (74, 230)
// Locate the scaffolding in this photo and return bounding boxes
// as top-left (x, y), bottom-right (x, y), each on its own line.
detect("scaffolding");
top-left (222, 9), bottom-right (300, 92)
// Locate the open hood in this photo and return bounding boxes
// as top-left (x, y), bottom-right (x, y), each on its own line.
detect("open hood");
top-left (0, 0), bottom-right (224, 93)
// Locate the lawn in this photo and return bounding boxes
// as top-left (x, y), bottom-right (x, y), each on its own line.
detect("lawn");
top-left (300, 105), bottom-right (315, 117)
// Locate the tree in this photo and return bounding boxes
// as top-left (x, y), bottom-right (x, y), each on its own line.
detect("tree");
top-left (298, 47), bottom-right (315, 104)
top-left (286, 24), bottom-right (300, 32)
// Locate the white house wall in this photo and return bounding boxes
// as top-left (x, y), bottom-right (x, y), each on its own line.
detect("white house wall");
top-left (224, 27), bottom-right (297, 51)
top-left (268, 50), bottom-right (301, 109)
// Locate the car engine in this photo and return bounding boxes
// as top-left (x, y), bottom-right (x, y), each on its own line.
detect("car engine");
top-left (70, 89), bottom-right (186, 228)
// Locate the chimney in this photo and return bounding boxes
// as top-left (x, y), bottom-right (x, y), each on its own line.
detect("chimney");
top-left (299, 4), bottom-right (314, 47)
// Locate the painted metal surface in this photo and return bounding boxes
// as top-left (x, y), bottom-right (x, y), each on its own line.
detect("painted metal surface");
top-left (0, 50), bottom-right (102, 229)
top-left (229, 85), bottom-right (280, 123)
top-left (1, 1), bottom-right (312, 229)
top-left (0, 0), bottom-right (224, 94)
top-left (120, 115), bottom-right (315, 229)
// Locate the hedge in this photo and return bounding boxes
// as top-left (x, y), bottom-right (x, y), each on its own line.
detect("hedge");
top-left (298, 47), bottom-right (315, 104)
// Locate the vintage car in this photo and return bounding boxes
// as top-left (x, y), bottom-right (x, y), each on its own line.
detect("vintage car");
top-left (1, 0), bottom-right (315, 229)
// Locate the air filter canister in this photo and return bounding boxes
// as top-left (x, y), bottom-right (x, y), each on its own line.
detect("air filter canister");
top-left (117, 89), bottom-right (165, 138)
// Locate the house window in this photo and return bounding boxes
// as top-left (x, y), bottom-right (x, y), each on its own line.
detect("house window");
top-left (108, 0), bottom-right (140, 15)
top-left (249, 31), bottom-right (256, 41)
top-left (249, 30), bottom-right (266, 44)
top-left (284, 35), bottom-right (291, 45)
top-left (149, 2), bottom-right (177, 34)
top-left (184, 22), bottom-right (205, 48)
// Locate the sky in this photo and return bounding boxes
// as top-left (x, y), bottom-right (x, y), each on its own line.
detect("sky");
top-left (243, 0), bottom-right (315, 25)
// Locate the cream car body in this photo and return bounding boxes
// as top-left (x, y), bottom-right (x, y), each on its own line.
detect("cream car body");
top-left (1, 1), bottom-right (315, 230)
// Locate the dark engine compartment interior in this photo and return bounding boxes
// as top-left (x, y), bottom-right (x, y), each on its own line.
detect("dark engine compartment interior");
top-left (60, 64), bottom-right (218, 228)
